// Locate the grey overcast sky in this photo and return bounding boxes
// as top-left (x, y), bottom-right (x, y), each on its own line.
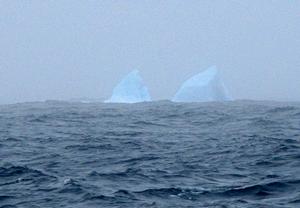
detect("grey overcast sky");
top-left (0, 0), bottom-right (299, 104)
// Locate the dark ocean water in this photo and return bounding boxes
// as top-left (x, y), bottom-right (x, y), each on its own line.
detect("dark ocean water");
top-left (0, 101), bottom-right (300, 208)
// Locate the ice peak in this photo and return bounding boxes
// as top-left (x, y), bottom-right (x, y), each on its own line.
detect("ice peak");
top-left (105, 70), bottom-right (151, 103)
top-left (172, 66), bottom-right (232, 102)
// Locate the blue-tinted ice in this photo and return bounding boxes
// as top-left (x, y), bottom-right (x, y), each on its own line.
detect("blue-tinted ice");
top-left (172, 66), bottom-right (232, 102)
top-left (105, 70), bottom-right (151, 103)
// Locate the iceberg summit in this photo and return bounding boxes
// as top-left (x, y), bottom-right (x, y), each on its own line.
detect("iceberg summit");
top-left (172, 66), bottom-right (232, 102)
top-left (105, 70), bottom-right (151, 103)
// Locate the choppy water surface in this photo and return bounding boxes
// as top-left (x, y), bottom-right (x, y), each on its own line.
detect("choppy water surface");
top-left (0, 101), bottom-right (300, 208)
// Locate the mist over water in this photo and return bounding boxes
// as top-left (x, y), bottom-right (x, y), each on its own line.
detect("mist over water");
top-left (1, 101), bottom-right (300, 207)
top-left (0, 1), bottom-right (300, 104)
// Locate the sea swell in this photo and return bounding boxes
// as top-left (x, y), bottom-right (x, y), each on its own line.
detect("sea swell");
top-left (0, 101), bottom-right (299, 207)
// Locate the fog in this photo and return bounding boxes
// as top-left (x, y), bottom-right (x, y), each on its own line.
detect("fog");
top-left (0, 1), bottom-right (299, 104)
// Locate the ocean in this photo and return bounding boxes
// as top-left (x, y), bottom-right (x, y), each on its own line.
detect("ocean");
top-left (0, 101), bottom-right (299, 208)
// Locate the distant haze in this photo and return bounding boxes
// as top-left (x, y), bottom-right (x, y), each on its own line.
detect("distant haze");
top-left (1, 1), bottom-right (299, 104)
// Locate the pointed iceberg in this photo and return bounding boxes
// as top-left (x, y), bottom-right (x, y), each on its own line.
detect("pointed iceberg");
top-left (105, 70), bottom-right (151, 103)
top-left (172, 66), bottom-right (232, 102)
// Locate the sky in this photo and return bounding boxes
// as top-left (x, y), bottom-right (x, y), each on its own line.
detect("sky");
top-left (0, 0), bottom-right (299, 104)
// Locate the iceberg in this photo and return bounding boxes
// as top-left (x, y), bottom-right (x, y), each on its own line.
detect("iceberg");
top-left (105, 70), bottom-right (151, 103)
top-left (172, 66), bottom-right (232, 102)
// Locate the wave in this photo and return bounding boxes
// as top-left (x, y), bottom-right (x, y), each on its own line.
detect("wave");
top-left (249, 117), bottom-right (279, 127)
top-left (128, 179), bottom-right (300, 200)
top-left (220, 180), bottom-right (300, 198)
top-left (87, 168), bottom-right (150, 180)
top-left (64, 144), bottom-right (114, 151)
top-left (0, 165), bottom-right (57, 185)
top-left (58, 178), bottom-right (85, 194)
top-left (267, 106), bottom-right (298, 114)
top-left (0, 165), bottom-right (54, 178)
top-left (0, 195), bottom-right (15, 202)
